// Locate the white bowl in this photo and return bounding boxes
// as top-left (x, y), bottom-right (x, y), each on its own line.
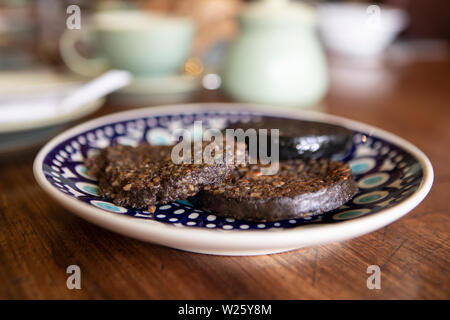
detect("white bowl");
top-left (318, 3), bottom-right (408, 57)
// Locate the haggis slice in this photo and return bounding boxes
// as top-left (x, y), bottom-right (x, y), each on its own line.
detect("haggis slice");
top-left (85, 141), bottom-right (245, 209)
top-left (227, 117), bottom-right (353, 160)
top-left (195, 159), bottom-right (357, 222)
top-left (86, 144), bottom-right (171, 208)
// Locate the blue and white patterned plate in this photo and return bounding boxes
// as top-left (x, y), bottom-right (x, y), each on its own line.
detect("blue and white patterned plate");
top-left (34, 104), bottom-right (433, 255)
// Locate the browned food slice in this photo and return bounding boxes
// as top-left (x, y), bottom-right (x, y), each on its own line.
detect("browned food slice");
top-left (86, 142), bottom-right (245, 210)
top-left (195, 159), bottom-right (358, 222)
top-left (227, 117), bottom-right (353, 160)
top-left (86, 144), bottom-right (169, 210)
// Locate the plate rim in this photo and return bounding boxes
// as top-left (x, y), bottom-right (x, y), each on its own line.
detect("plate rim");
top-left (33, 103), bottom-right (434, 254)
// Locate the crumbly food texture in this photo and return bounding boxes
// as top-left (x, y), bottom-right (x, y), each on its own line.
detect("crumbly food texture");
top-left (86, 142), bottom-right (243, 210)
top-left (196, 159), bottom-right (358, 221)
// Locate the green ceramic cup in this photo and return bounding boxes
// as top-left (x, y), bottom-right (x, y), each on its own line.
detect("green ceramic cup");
top-left (60, 11), bottom-right (195, 77)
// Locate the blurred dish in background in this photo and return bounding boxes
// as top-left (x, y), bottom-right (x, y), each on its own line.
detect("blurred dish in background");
top-left (0, 70), bottom-right (85, 131)
top-left (59, 10), bottom-right (195, 77)
top-left (0, 108), bottom-right (102, 155)
top-left (318, 3), bottom-right (408, 58)
top-left (0, 69), bottom-right (102, 154)
top-left (59, 9), bottom-right (201, 104)
top-left (0, 69), bottom-right (130, 154)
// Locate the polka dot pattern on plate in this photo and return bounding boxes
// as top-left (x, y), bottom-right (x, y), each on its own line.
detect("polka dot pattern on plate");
top-left (40, 111), bottom-right (424, 229)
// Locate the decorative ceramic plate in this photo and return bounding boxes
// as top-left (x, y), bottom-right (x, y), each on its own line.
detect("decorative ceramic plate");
top-left (33, 104), bottom-right (433, 255)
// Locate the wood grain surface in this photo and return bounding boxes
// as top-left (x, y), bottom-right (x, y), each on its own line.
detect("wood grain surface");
top-left (0, 58), bottom-right (449, 299)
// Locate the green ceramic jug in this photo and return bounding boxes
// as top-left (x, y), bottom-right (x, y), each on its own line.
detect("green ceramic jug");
top-left (222, 0), bottom-right (328, 108)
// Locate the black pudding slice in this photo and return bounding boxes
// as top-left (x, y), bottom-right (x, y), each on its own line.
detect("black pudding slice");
top-left (227, 117), bottom-right (353, 160)
top-left (195, 159), bottom-right (358, 222)
top-left (85, 142), bottom-right (245, 211)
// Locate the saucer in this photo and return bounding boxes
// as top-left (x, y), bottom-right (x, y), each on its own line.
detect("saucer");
top-left (114, 73), bottom-right (201, 104)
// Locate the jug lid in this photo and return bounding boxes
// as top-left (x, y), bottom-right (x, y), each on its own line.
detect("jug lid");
top-left (240, 0), bottom-right (316, 25)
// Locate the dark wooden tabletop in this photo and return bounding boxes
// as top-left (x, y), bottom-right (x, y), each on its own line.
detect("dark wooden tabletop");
top-left (1, 57), bottom-right (449, 299)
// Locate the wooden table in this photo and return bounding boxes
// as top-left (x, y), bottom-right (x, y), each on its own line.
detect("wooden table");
top-left (1, 58), bottom-right (449, 300)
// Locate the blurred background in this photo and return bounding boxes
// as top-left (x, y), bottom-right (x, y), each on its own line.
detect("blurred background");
top-left (0, 0), bottom-right (449, 154)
